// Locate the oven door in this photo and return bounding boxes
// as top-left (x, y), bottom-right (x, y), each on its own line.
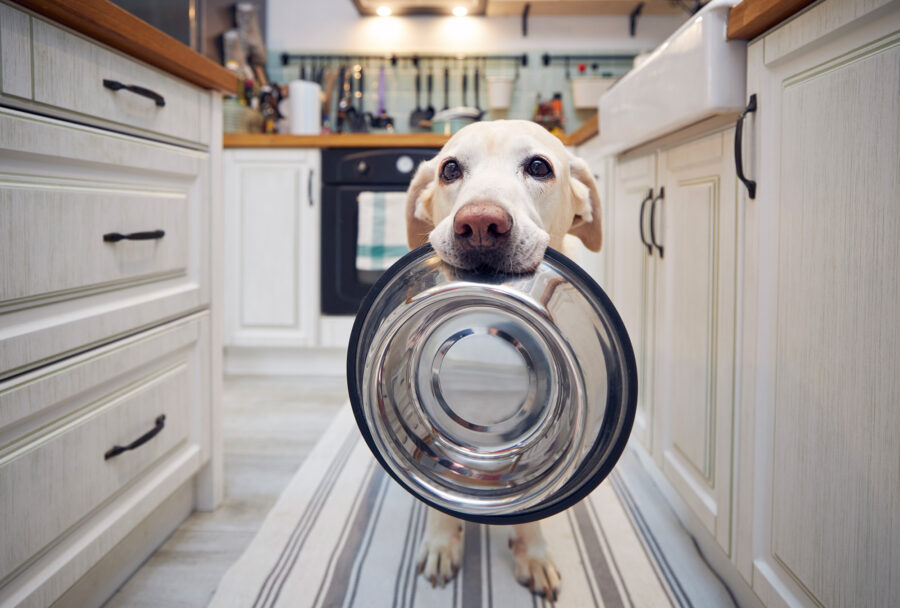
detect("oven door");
top-left (321, 184), bottom-right (411, 315)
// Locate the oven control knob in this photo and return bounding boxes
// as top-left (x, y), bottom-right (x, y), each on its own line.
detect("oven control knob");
top-left (356, 161), bottom-right (369, 175)
top-left (396, 155), bottom-right (415, 174)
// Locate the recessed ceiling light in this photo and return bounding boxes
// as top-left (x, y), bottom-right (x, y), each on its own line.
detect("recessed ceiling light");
top-left (376, 6), bottom-right (392, 16)
top-left (452, 6), bottom-right (468, 17)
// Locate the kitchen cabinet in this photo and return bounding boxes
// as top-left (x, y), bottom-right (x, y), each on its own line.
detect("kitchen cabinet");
top-left (609, 128), bottom-right (739, 558)
top-left (0, 1), bottom-right (225, 605)
top-left (610, 152), bottom-right (658, 452)
top-left (571, 138), bottom-right (614, 289)
top-left (223, 149), bottom-right (347, 376)
top-left (736, 0), bottom-right (900, 606)
top-left (223, 149), bottom-right (320, 349)
top-left (656, 130), bottom-right (738, 556)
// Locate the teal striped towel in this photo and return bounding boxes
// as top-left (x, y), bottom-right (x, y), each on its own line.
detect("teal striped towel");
top-left (356, 191), bottom-right (410, 271)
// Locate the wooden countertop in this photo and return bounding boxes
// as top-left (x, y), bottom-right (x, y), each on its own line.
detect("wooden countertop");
top-left (563, 114), bottom-right (599, 147)
top-left (727, 0), bottom-right (818, 40)
top-left (13, 0), bottom-right (238, 93)
top-left (224, 132), bottom-right (451, 149)
top-left (224, 114), bottom-right (600, 149)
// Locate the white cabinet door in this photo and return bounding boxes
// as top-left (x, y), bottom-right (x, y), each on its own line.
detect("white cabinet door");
top-left (571, 141), bottom-right (613, 289)
top-left (610, 153), bottom-right (658, 452)
top-left (224, 149), bottom-right (320, 348)
top-left (741, 1), bottom-right (900, 606)
top-left (657, 129), bottom-right (739, 555)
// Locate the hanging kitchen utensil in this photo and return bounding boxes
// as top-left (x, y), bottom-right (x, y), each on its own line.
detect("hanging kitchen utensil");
top-left (314, 57), bottom-right (323, 84)
top-left (320, 67), bottom-right (338, 133)
top-left (474, 62), bottom-right (482, 115)
top-left (431, 58), bottom-right (482, 134)
top-left (410, 59), bottom-right (429, 130)
top-left (461, 60), bottom-right (468, 108)
top-left (352, 64), bottom-right (369, 132)
top-left (368, 64), bottom-right (395, 130)
top-left (345, 63), bottom-right (362, 132)
top-left (348, 244), bottom-right (638, 524)
top-left (336, 64), bottom-right (351, 133)
top-left (424, 61), bottom-right (435, 121)
top-left (443, 64), bottom-right (450, 111)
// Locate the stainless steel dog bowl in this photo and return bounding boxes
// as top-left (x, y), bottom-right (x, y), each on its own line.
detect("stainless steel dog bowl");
top-left (347, 245), bottom-right (637, 524)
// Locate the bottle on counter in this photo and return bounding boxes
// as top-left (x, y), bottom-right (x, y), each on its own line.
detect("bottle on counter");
top-left (551, 92), bottom-right (563, 118)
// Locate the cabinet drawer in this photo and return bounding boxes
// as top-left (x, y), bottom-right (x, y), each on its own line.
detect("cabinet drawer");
top-left (0, 181), bottom-right (188, 308)
top-left (0, 107), bottom-right (209, 378)
top-left (29, 17), bottom-right (209, 146)
top-left (0, 314), bottom-right (208, 584)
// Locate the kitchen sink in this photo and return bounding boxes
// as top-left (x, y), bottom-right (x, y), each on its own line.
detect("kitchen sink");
top-left (599, 0), bottom-right (746, 152)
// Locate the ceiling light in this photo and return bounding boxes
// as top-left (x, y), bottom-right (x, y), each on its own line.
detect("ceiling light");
top-left (376, 6), bottom-right (391, 16)
top-left (452, 6), bottom-right (468, 17)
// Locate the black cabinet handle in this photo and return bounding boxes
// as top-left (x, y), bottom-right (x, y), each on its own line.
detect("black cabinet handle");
top-left (649, 186), bottom-right (664, 258)
top-left (104, 415), bottom-right (166, 460)
top-left (735, 94), bottom-right (757, 199)
top-left (638, 188), bottom-right (654, 255)
top-left (103, 230), bottom-right (165, 243)
top-left (308, 169), bottom-right (314, 207)
top-left (103, 79), bottom-right (166, 107)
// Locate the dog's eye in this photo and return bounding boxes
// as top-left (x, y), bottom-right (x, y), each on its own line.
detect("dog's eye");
top-left (440, 159), bottom-right (462, 183)
top-left (525, 157), bottom-right (554, 179)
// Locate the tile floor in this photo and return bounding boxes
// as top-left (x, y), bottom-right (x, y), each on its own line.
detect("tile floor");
top-left (105, 376), bottom-right (348, 607)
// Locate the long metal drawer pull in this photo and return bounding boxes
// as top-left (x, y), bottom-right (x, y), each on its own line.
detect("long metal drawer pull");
top-left (735, 94), bottom-right (757, 199)
top-left (103, 79), bottom-right (166, 107)
top-left (638, 188), bottom-right (654, 255)
top-left (103, 230), bottom-right (165, 242)
top-left (649, 186), bottom-right (664, 258)
top-left (104, 415), bottom-right (166, 460)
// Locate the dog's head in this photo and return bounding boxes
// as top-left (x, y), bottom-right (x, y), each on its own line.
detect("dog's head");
top-left (405, 120), bottom-right (602, 273)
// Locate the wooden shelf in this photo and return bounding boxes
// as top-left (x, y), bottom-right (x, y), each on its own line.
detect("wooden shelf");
top-left (562, 114), bottom-right (599, 147)
top-left (13, 0), bottom-right (238, 93)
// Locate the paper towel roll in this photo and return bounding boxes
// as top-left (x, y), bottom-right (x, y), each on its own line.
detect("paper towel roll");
top-left (288, 80), bottom-right (322, 135)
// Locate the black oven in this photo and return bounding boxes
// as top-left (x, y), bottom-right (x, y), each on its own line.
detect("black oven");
top-left (320, 147), bottom-right (440, 315)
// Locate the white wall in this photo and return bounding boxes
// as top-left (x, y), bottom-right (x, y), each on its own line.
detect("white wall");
top-left (268, 1), bottom-right (685, 54)
top-left (266, 1), bottom-right (687, 133)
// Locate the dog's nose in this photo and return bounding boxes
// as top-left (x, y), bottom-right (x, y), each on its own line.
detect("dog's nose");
top-left (453, 203), bottom-right (512, 249)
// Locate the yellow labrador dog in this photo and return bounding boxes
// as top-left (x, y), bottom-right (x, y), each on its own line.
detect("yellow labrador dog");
top-left (404, 120), bottom-right (603, 600)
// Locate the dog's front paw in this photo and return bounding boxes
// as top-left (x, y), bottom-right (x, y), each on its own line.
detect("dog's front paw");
top-left (416, 521), bottom-right (463, 588)
top-left (509, 536), bottom-right (561, 601)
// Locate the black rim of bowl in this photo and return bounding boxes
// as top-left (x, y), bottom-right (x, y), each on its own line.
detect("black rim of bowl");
top-left (346, 244), bottom-right (638, 525)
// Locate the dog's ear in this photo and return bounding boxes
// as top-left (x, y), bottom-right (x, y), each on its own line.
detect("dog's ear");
top-left (566, 154), bottom-right (603, 252)
top-left (406, 158), bottom-right (438, 249)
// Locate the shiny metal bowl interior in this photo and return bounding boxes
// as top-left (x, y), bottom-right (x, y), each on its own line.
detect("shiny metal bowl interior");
top-left (348, 245), bottom-right (636, 524)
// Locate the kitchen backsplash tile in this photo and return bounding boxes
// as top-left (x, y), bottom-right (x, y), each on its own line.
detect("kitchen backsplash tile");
top-left (266, 51), bottom-right (633, 135)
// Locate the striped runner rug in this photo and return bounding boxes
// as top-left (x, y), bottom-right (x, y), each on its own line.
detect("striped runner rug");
top-left (208, 406), bottom-right (734, 608)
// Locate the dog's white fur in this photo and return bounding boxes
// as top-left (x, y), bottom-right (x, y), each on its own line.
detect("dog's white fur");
top-left (404, 120), bottom-right (603, 600)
